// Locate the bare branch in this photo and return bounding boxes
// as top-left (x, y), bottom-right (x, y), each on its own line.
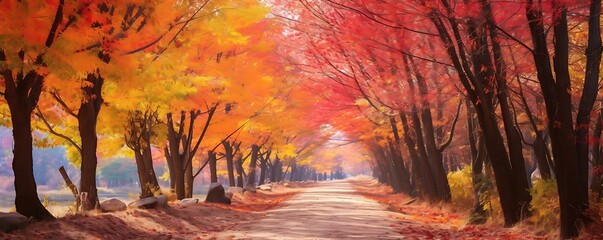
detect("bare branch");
top-left (35, 106), bottom-right (82, 153)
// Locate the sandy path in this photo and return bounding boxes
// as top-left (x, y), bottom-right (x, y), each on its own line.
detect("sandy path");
top-left (213, 180), bottom-right (402, 239)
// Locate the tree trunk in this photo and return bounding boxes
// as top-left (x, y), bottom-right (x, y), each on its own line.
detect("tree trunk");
top-left (184, 154), bottom-right (193, 198)
top-left (289, 162), bottom-right (297, 182)
top-left (134, 149), bottom-right (152, 198)
top-left (467, 101), bottom-right (488, 224)
top-left (406, 56), bottom-right (451, 201)
top-left (372, 143), bottom-right (398, 190)
top-left (481, 0), bottom-right (531, 217)
top-left (591, 110), bottom-right (603, 197)
top-left (223, 141), bottom-right (236, 187)
top-left (533, 135), bottom-right (552, 180)
top-left (142, 141), bottom-right (160, 195)
top-left (400, 113), bottom-right (438, 201)
top-left (526, 2), bottom-right (594, 237)
top-left (271, 156), bottom-right (281, 183)
top-left (209, 151), bottom-right (218, 183)
top-left (258, 150), bottom-right (270, 185)
top-left (388, 141), bottom-right (412, 195)
top-left (246, 145), bottom-right (260, 188)
top-left (77, 73), bottom-right (103, 211)
top-left (125, 108), bottom-right (161, 198)
top-left (576, 0), bottom-right (602, 204)
top-left (166, 113), bottom-right (186, 199)
top-left (235, 154), bottom-right (245, 187)
top-left (10, 102), bottom-right (55, 220)
top-left (430, 9), bottom-right (526, 225)
top-left (388, 118), bottom-right (414, 195)
top-left (164, 147), bottom-right (176, 190)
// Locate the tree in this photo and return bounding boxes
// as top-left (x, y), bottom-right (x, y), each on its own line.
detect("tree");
top-left (524, 1), bottom-right (600, 237)
top-left (0, 0), bottom-right (80, 220)
top-left (124, 107), bottom-right (162, 198)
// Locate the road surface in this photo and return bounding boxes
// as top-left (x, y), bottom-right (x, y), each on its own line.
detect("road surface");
top-left (213, 180), bottom-right (402, 239)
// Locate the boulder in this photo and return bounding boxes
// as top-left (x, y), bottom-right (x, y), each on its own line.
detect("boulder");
top-left (0, 212), bottom-right (28, 233)
top-left (156, 195), bottom-right (168, 209)
top-left (128, 197), bottom-right (158, 209)
top-left (258, 184), bottom-right (272, 191)
top-left (283, 183), bottom-right (290, 187)
top-left (205, 182), bottom-right (231, 204)
top-left (179, 198), bottom-right (199, 206)
top-left (100, 198), bottom-right (127, 212)
top-left (225, 192), bottom-right (234, 199)
top-left (227, 187), bottom-right (243, 194)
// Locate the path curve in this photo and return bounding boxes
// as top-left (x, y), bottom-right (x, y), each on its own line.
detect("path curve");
top-left (214, 180), bottom-right (401, 239)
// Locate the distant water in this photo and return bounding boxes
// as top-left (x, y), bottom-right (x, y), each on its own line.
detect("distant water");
top-left (0, 185), bottom-right (210, 217)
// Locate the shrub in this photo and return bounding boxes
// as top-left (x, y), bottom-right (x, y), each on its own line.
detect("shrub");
top-left (447, 165), bottom-right (501, 224)
top-left (447, 166), bottom-right (474, 211)
top-left (529, 178), bottom-right (559, 233)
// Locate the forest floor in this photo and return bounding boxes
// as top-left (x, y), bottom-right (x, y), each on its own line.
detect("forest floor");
top-left (4, 178), bottom-right (603, 239)
top-left (348, 177), bottom-right (545, 239)
top-left (349, 177), bottom-right (603, 240)
top-left (0, 182), bottom-right (310, 240)
top-left (211, 177), bottom-right (547, 239)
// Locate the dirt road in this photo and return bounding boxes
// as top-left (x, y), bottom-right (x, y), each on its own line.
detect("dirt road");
top-left (213, 180), bottom-right (402, 239)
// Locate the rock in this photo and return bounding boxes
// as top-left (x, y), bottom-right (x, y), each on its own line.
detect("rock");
top-left (259, 184), bottom-right (272, 191)
top-left (100, 198), bottom-right (126, 212)
top-left (243, 186), bottom-right (257, 193)
top-left (225, 192), bottom-right (234, 199)
top-left (128, 197), bottom-right (158, 209)
top-left (156, 195), bottom-right (168, 209)
top-left (0, 212), bottom-right (28, 233)
top-left (179, 198), bottom-right (199, 206)
top-left (205, 183), bottom-right (231, 204)
top-left (283, 183), bottom-right (290, 187)
top-left (227, 187), bottom-right (243, 194)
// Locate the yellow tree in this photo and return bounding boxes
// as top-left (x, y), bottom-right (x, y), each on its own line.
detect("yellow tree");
top-left (27, 0), bottom-right (189, 210)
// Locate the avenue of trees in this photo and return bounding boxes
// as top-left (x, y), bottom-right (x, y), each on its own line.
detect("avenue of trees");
top-left (2, 0), bottom-right (603, 239)
top-left (0, 0), bottom-right (343, 223)
top-left (275, 0), bottom-right (603, 238)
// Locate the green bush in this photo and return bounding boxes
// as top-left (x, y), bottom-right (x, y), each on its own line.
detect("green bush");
top-left (529, 178), bottom-right (559, 233)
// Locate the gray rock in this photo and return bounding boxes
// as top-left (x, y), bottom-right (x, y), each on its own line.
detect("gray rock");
top-left (156, 195), bottom-right (168, 209)
top-left (100, 198), bottom-right (127, 212)
top-left (0, 212), bottom-right (28, 233)
top-left (283, 183), bottom-right (290, 187)
top-left (259, 184), bottom-right (272, 191)
top-left (205, 183), bottom-right (231, 204)
top-left (225, 192), bottom-right (234, 199)
top-left (128, 197), bottom-right (158, 209)
top-left (179, 198), bottom-right (199, 206)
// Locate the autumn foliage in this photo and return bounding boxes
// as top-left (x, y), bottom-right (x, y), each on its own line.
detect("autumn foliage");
top-left (2, 0), bottom-right (603, 239)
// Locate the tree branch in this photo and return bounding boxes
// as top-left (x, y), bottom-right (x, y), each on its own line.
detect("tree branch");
top-left (438, 99), bottom-right (463, 152)
top-left (45, 0), bottom-right (65, 47)
top-left (50, 92), bottom-right (78, 118)
top-left (35, 106), bottom-right (82, 153)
